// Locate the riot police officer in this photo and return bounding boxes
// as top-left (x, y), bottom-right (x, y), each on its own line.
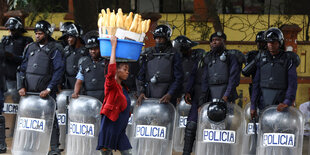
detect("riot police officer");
top-left (1, 17), bottom-right (33, 101)
top-left (61, 23), bottom-right (87, 89)
top-left (0, 38), bottom-right (6, 153)
top-left (18, 20), bottom-right (64, 155)
top-left (242, 31), bottom-right (266, 97)
top-left (251, 28), bottom-right (299, 117)
top-left (199, 32), bottom-right (241, 105)
top-left (58, 21), bottom-right (73, 47)
top-left (136, 25), bottom-right (183, 105)
top-left (71, 32), bottom-right (106, 101)
top-left (172, 35), bottom-right (203, 94)
top-left (182, 48), bottom-right (206, 155)
top-left (0, 17), bottom-right (33, 153)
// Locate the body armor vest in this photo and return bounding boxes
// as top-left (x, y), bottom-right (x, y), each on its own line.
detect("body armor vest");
top-left (259, 51), bottom-right (291, 107)
top-left (144, 47), bottom-right (175, 98)
top-left (3, 36), bottom-right (32, 80)
top-left (25, 42), bottom-right (56, 92)
top-left (64, 46), bottom-right (87, 89)
top-left (259, 51), bottom-right (288, 89)
top-left (80, 57), bottom-right (106, 101)
top-left (205, 52), bottom-right (230, 99)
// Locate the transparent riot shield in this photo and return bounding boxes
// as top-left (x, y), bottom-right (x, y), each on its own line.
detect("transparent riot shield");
top-left (256, 106), bottom-right (304, 155)
top-left (242, 103), bottom-right (259, 155)
top-left (56, 90), bottom-right (73, 150)
top-left (11, 94), bottom-right (56, 155)
top-left (173, 96), bottom-right (192, 152)
top-left (66, 95), bottom-right (102, 155)
top-left (195, 103), bottom-right (244, 155)
top-left (132, 99), bottom-right (176, 155)
top-left (126, 93), bottom-right (137, 144)
top-left (3, 81), bottom-right (20, 137)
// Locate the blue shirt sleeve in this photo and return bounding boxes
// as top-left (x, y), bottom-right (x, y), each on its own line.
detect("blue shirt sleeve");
top-left (186, 61), bottom-right (198, 94)
top-left (283, 61), bottom-right (297, 106)
top-left (201, 58), bottom-right (209, 93)
top-left (47, 49), bottom-right (64, 90)
top-left (251, 61), bottom-right (261, 110)
top-left (223, 54), bottom-right (241, 97)
top-left (76, 66), bottom-right (84, 81)
top-left (168, 51), bottom-right (184, 96)
top-left (136, 55), bottom-right (147, 94)
top-left (19, 45), bottom-right (30, 78)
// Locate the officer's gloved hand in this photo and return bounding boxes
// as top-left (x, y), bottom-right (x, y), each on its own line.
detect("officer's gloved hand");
top-left (184, 93), bottom-right (192, 104)
top-left (250, 109), bottom-right (257, 119)
top-left (137, 93), bottom-right (147, 105)
top-left (277, 103), bottom-right (288, 112)
top-left (160, 93), bottom-right (171, 104)
top-left (18, 88), bottom-right (26, 96)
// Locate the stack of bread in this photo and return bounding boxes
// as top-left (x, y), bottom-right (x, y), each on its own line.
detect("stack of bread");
top-left (98, 8), bottom-right (151, 42)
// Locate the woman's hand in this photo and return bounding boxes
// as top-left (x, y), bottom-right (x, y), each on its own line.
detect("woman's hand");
top-left (110, 36), bottom-right (117, 64)
top-left (110, 36), bottom-right (117, 49)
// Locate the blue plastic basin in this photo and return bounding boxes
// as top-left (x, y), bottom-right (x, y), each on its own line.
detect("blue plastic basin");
top-left (99, 38), bottom-right (144, 61)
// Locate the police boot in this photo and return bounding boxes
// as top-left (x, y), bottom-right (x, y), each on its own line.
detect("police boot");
top-left (48, 150), bottom-right (60, 155)
top-left (0, 115), bottom-right (6, 153)
top-left (183, 121), bottom-right (197, 155)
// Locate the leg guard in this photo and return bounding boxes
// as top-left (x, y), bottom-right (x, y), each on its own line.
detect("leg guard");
top-left (183, 121), bottom-right (197, 155)
top-left (49, 115), bottom-right (60, 155)
top-left (0, 115), bottom-right (6, 153)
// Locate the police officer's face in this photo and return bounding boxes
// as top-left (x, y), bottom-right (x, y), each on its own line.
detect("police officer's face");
top-left (67, 36), bottom-right (76, 46)
top-left (155, 37), bottom-right (166, 44)
top-left (9, 29), bottom-right (18, 36)
top-left (210, 37), bottom-right (225, 51)
top-left (117, 64), bottom-right (129, 81)
top-left (89, 47), bottom-right (100, 59)
top-left (267, 41), bottom-right (280, 54)
top-left (35, 31), bottom-right (46, 43)
top-left (257, 41), bottom-right (266, 50)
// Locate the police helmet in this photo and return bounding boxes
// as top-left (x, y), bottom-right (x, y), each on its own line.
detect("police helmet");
top-left (59, 23), bottom-right (83, 40)
top-left (264, 27), bottom-right (284, 46)
top-left (255, 31), bottom-right (265, 42)
top-left (60, 22), bottom-right (73, 33)
top-left (34, 20), bottom-right (53, 36)
top-left (153, 25), bottom-right (172, 40)
top-left (84, 31), bottom-right (99, 49)
top-left (172, 35), bottom-right (198, 51)
top-left (207, 99), bottom-right (227, 122)
top-left (4, 17), bottom-right (26, 33)
top-left (67, 24), bottom-right (83, 37)
top-left (209, 32), bottom-right (227, 42)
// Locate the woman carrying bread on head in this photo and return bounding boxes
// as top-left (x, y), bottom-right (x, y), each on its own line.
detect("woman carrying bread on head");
top-left (96, 36), bottom-right (132, 155)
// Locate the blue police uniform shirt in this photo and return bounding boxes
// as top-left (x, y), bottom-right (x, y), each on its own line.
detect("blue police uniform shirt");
top-left (76, 66), bottom-right (84, 81)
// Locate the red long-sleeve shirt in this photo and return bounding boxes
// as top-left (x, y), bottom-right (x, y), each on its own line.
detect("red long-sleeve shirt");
top-left (100, 63), bottom-right (127, 121)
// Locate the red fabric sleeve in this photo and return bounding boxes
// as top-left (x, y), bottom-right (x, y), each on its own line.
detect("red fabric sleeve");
top-left (105, 63), bottom-right (117, 91)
